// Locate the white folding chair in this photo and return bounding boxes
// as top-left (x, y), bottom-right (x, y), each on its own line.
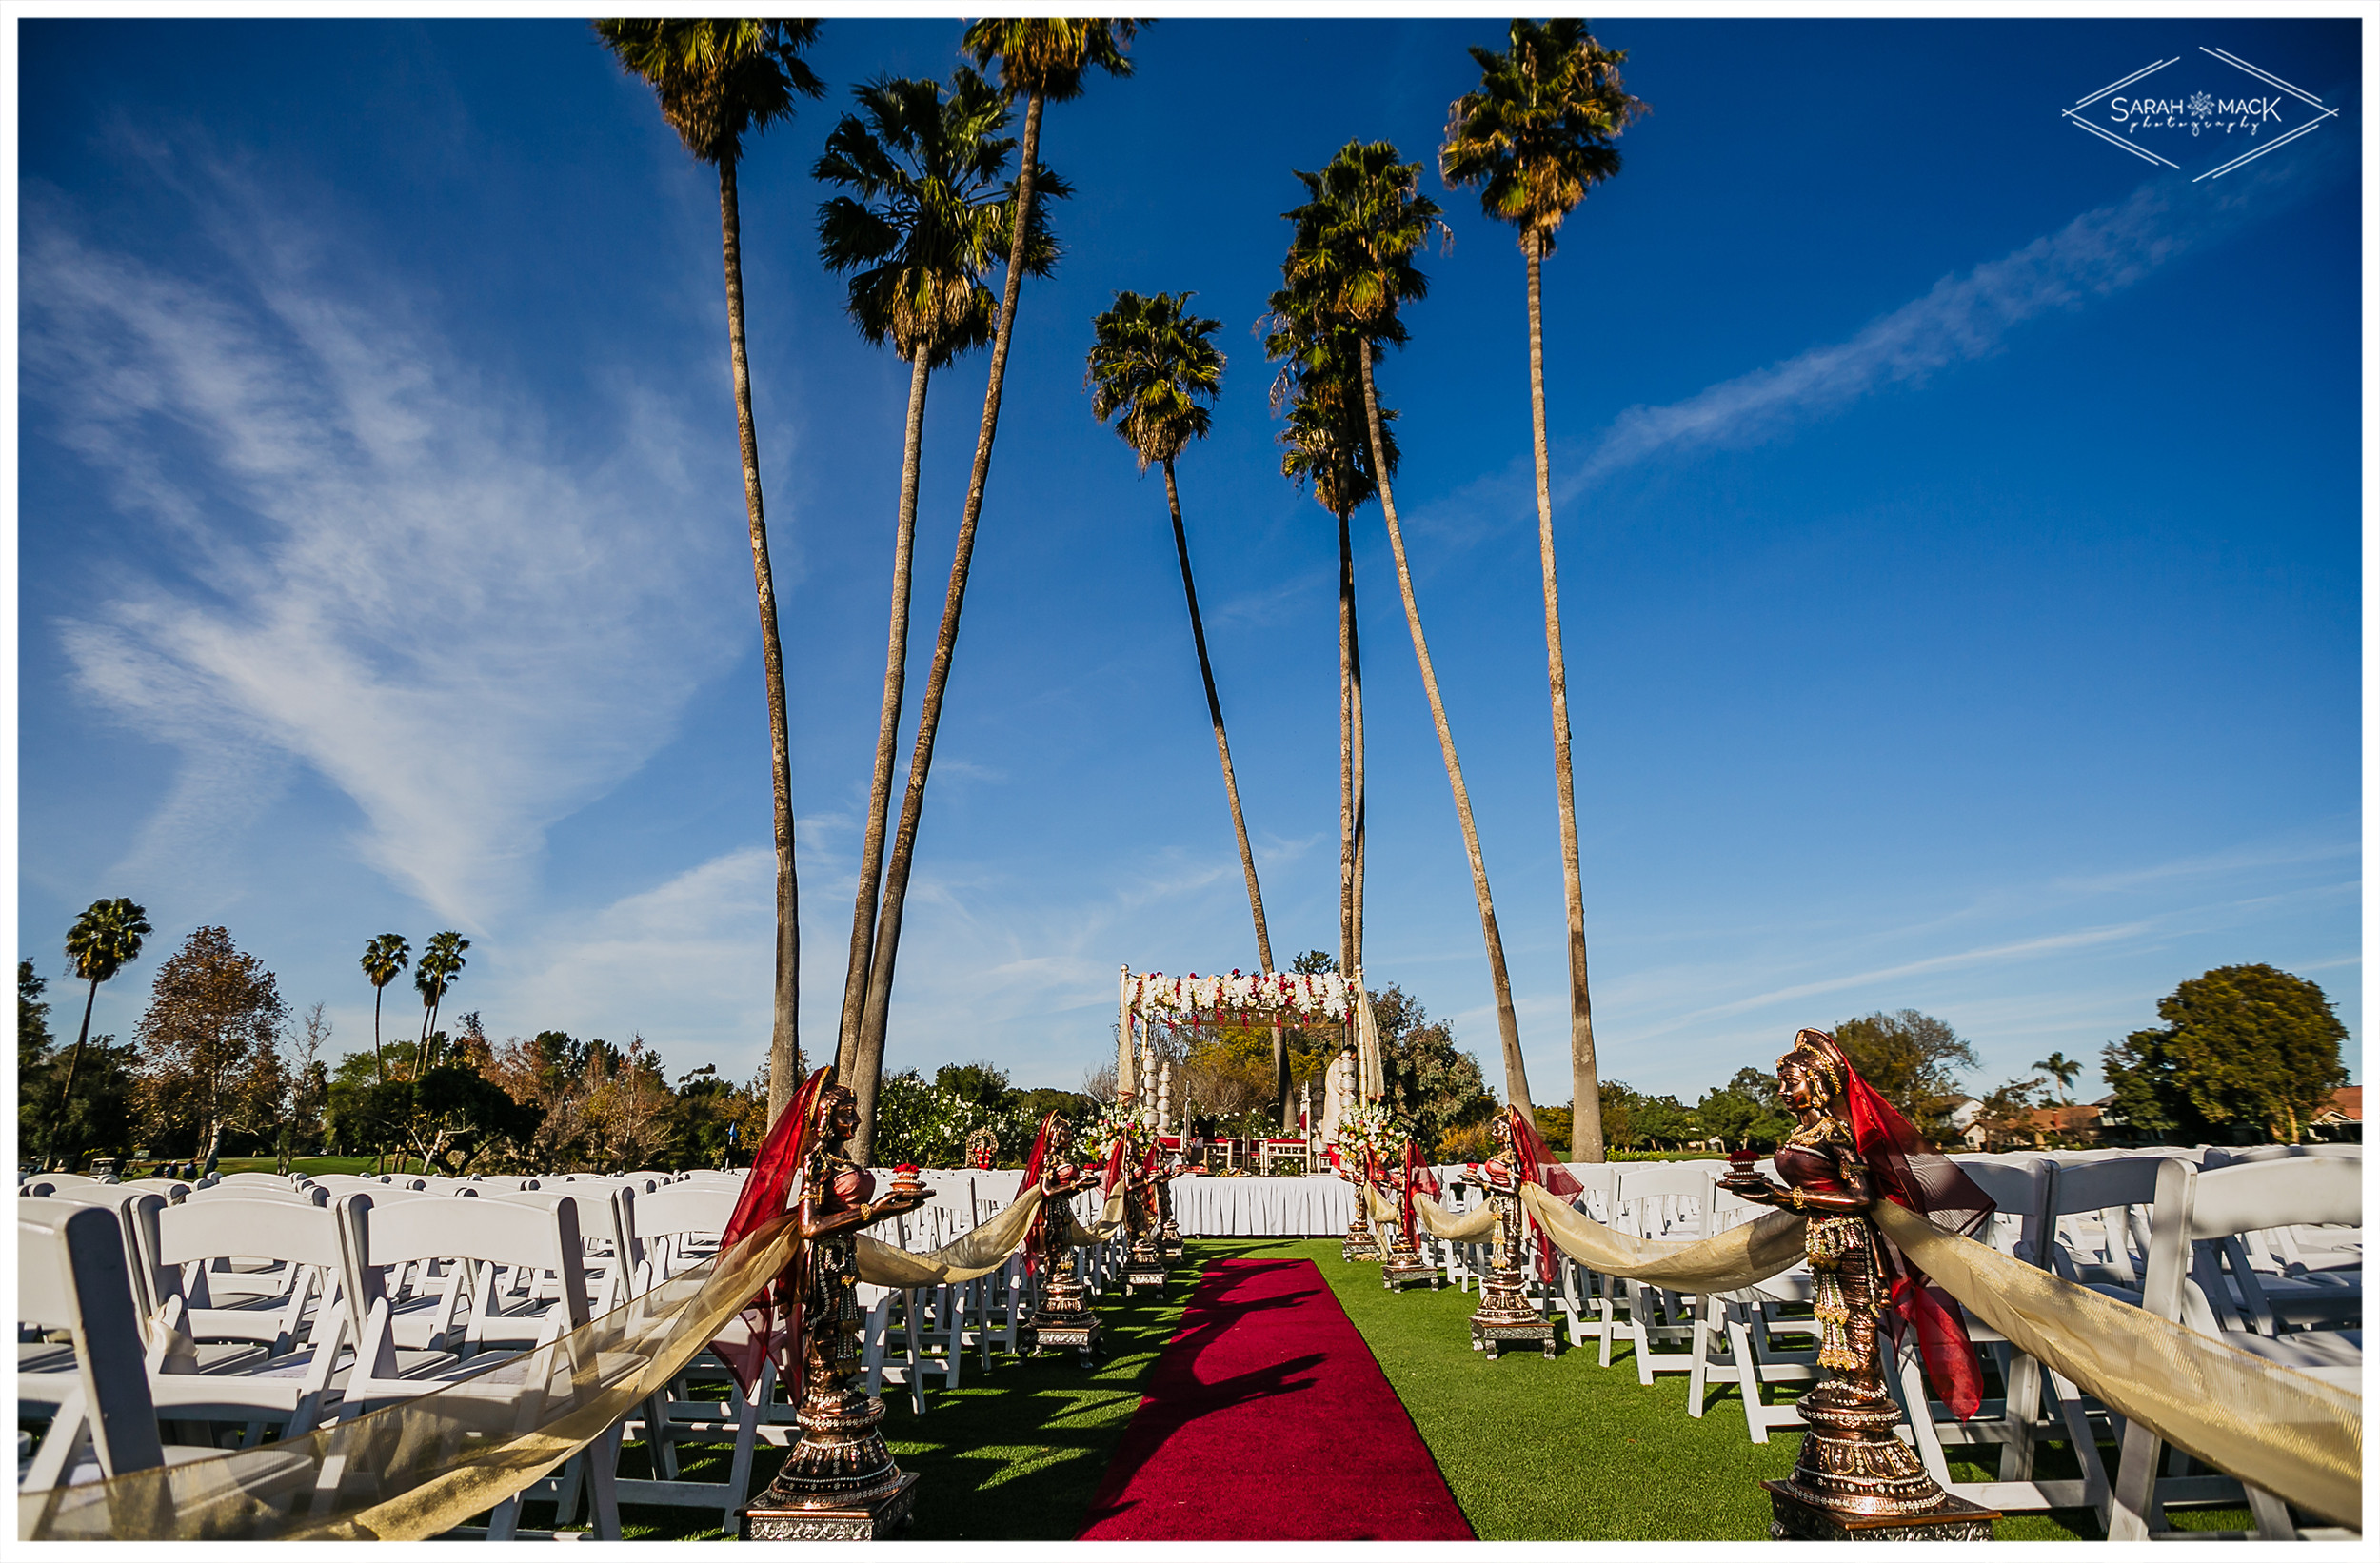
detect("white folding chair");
top-left (333, 1191), bottom-right (625, 1540)
top-left (1884, 1157), bottom-right (2077, 1511)
top-left (608, 1184), bottom-right (783, 1533)
top-left (2108, 1156), bottom-right (2361, 1542)
top-left (1605, 1162), bottom-right (1719, 1383)
top-left (135, 1196), bottom-right (359, 1446)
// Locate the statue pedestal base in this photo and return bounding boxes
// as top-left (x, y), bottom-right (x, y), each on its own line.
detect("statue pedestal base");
top-left (1764, 1482), bottom-right (1996, 1541)
top-left (1760, 1379), bottom-right (1996, 1540)
top-left (1470, 1316), bottom-right (1557, 1358)
top-left (744, 1472), bottom-right (920, 1540)
top-left (1023, 1312), bottom-right (1101, 1365)
top-left (1123, 1257), bottom-right (1169, 1297)
top-left (1381, 1249), bottom-right (1438, 1290)
top-left (1024, 1274), bottom-right (1101, 1365)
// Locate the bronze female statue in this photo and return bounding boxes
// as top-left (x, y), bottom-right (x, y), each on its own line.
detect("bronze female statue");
top-left (1719, 1028), bottom-right (1995, 1538)
top-left (1023, 1116), bottom-right (1104, 1362)
top-left (1722, 1034), bottom-right (1884, 1379)
top-left (750, 1082), bottom-right (932, 1530)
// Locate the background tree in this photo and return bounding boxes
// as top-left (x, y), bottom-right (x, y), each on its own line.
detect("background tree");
top-left (2032, 1050), bottom-right (2081, 1104)
top-left (816, 66), bottom-right (1047, 1090)
top-left (20, 960), bottom-right (53, 1153)
top-left (52, 896), bottom-right (151, 1164)
top-left (1275, 139), bottom-right (1539, 1125)
top-left (1441, 18), bottom-right (1643, 1164)
top-left (583, 1035), bottom-right (676, 1172)
top-left (2101, 964), bottom-right (2350, 1145)
top-left (135, 924), bottom-right (288, 1167)
top-left (359, 933), bottom-right (408, 1084)
top-left (413, 930), bottom-right (469, 1066)
top-left (595, 17), bottom-right (823, 1128)
top-left (1973, 1076), bottom-right (2047, 1148)
top-left (1834, 1009), bottom-right (1978, 1136)
top-left (280, 1000), bottom-right (333, 1167)
top-left (1371, 982), bottom-right (1496, 1157)
top-left (1696, 1065), bottom-right (1796, 1150)
top-left (1089, 288), bottom-right (1278, 987)
top-left (850, 18), bottom-right (1132, 1161)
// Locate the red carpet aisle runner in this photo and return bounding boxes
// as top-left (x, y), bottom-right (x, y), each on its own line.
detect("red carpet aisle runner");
top-left (1075, 1258), bottom-right (1474, 1540)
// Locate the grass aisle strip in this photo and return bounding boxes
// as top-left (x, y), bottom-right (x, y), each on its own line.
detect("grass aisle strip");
top-left (1077, 1256), bottom-right (1472, 1540)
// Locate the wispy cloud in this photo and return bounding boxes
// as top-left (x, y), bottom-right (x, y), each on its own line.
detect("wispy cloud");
top-left (23, 164), bottom-right (744, 925)
top-left (1569, 168), bottom-right (2298, 486)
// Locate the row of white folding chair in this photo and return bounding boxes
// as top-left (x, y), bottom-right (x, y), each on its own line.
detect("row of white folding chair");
top-left (19, 1198), bottom-right (318, 1505)
top-left (1897, 1151), bottom-right (2362, 1537)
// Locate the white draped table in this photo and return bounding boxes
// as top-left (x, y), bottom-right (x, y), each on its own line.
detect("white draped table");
top-left (1167, 1174), bottom-right (1356, 1237)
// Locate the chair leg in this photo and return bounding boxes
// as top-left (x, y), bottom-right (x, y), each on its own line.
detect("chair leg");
top-left (2106, 1418), bottom-right (2161, 1542)
top-left (584, 1421), bottom-right (624, 1541)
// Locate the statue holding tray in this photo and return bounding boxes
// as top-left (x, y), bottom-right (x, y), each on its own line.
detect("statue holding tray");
top-left (1721, 1028), bottom-right (1998, 1541)
top-left (746, 1081), bottom-right (932, 1539)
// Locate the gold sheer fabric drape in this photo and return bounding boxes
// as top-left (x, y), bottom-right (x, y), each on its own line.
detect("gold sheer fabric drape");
top-left (1389, 1186), bottom-right (1500, 1244)
top-left (854, 1187), bottom-right (1046, 1288)
top-left (1516, 1183), bottom-right (1811, 1291)
top-left (1056, 1187), bottom-right (1130, 1244)
top-left (1872, 1201), bottom-right (2362, 1528)
top-left (24, 1210), bottom-right (807, 1541)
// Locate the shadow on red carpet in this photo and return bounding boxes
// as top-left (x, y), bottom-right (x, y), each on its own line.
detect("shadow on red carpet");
top-left (1075, 1256), bottom-right (1474, 1540)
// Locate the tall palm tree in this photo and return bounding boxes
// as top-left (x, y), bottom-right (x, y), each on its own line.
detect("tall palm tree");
top-left (359, 933), bottom-right (409, 1084)
top-left (1275, 139), bottom-right (1539, 1126)
top-left (815, 68), bottom-right (1055, 1088)
top-left (1087, 290), bottom-right (1277, 980)
top-left (51, 897), bottom-right (149, 1165)
top-left (1270, 321), bottom-right (1398, 988)
top-left (848, 18), bottom-right (1136, 1160)
top-left (2033, 1051), bottom-right (2081, 1104)
top-left (595, 18), bottom-right (823, 1129)
top-left (1441, 19), bottom-right (1644, 1164)
top-left (1272, 331), bottom-right (1398, 1114)
top-left (413, 930), bottom-right (469, 1070)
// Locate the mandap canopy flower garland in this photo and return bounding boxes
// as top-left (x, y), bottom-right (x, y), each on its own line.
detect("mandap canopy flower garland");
top-left (1125, 969), bottom-right (1354, 1025)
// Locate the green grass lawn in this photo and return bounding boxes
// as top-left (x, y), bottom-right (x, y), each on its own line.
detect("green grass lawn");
top-left (121, 1156), bottom-right (410, 1179)
top-left (546, 1239), bottom-right (2248, 1541)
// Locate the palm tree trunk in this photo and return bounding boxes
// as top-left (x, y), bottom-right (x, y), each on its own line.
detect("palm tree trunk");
top-left (718, 155), bottom-right (803, 1129)
top-left (47, 978), bottom-right (101, 1166)
top-left (850, 90), bottom-right (1045, 1163)
top-left (838, 351), bottom-right (932, 1079)
top-left (1162, 457), bottom-right (1274, 975)
top-left (1526, 239), bottom-right (1601, 1163)
top-left (1354, 350), bottom-right (1536, 1124)
top-left (1338, 508), bottom-right (1356, 983)
top-left (371, 986), bottom-right (386, 1085)
top-left (1350, 526), bottom-right (1366, 981)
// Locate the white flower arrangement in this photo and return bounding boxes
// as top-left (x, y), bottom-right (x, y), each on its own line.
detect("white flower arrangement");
top-left (1329, 1100), bottom-right (1405, 1166)
top-left (1078, 1098), bottom-right (1156, 1165)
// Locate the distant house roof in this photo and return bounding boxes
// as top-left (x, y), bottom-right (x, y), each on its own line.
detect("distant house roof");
top-left (2017, 1101), bottom-right (2103, 1134)
top-left (2311, 1086), bottom-right (2361, 1125)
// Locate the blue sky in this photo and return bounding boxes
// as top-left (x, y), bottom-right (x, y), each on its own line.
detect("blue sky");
top-left (15, 15), bottom-right (2362, 1110)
